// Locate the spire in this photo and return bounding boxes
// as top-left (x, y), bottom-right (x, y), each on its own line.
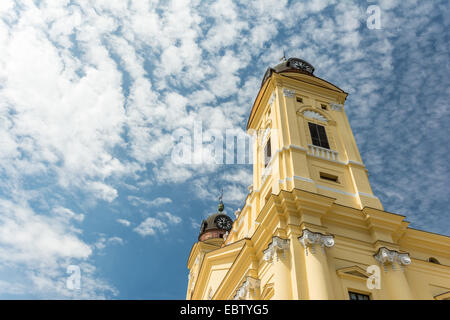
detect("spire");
top-left (280, 50), bottom-right (287, 62)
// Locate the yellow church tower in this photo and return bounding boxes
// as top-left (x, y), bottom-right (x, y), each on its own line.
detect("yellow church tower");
top-left (186, 58), bottom-right (450, 300)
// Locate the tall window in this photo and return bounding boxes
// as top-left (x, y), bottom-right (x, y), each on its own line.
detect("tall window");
top-left (349, 291), bottom-right (370, 300)
top-left (264, 137), bottom-right (271, 167)
top-left (308, 122), bottom-right (330, 149)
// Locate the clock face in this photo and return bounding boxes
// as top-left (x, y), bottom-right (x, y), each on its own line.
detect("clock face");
top-left (215, 215), bottom-right (232, 231)
top-left (290, 59), bottom-right (314, 74)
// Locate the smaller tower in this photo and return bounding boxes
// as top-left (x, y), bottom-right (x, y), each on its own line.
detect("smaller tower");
top-left (198, 195), bottom-right (233, 244)
top-left (186, 195), bottom-right (234, 299)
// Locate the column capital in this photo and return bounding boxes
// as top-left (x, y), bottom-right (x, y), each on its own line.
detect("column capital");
top-left (263, 236), bottom-right (290, 262)
top-left (330, 102), bottom-right (344, 111)
top-left (298, 229), bottom-right (335, 255)
top-left (233, 277), bottom-right (261, 300)
top-left (374, 247), bottom-right (411, 271)
top-left (283, 88), bottom-right (295, 98)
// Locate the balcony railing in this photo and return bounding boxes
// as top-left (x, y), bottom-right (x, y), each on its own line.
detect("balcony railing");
top-left (261, 163), bottom-right (272, 184)
top-left (308, 144), bottom-right (338, 161)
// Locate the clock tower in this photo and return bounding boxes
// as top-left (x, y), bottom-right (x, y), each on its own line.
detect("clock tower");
top-left (186, 58), bottom-right (450, 300)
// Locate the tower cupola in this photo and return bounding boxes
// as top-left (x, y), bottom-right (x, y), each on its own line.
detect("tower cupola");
top-left (198, 195), bottom-right (233, 242)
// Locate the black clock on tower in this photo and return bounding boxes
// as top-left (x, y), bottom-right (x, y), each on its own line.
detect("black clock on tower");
top-left (214, 215), bottom-right (232, 231)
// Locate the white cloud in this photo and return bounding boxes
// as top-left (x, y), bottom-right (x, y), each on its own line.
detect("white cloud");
top-left (134, 211), bottom-right (182, 237)
top-left (0, 199), bottom-right (115, 298)
top-left (128, 196), bottom-right (172, 207)
top-left (95, 236), bottom-right (124, 250)
top-left (117, 218), bottom-right (131, 227)
top-left (157, 212), bottom-right (182, 224)
top-left (52, 206), bottom-right (85, 223)
top-left (134, 217), bottom-right (168, 237)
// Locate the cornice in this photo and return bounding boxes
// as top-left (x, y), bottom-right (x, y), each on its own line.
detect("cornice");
top-left (363, 206), bottom-right (407, 235)
top-left (398, 228), bottom-right (450, 258)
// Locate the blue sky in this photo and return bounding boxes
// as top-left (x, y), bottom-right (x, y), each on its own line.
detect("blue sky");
top-left (0, 0), bottom-right (448, 299)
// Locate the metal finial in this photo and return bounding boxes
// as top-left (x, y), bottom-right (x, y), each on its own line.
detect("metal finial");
top-left (280, 50), bottom-right (287, 62)
top-left (218, 189), bottom-right (224, 212)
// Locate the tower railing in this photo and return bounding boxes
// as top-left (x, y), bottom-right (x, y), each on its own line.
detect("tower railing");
top-left (308, 144), bottom-right (338, 161)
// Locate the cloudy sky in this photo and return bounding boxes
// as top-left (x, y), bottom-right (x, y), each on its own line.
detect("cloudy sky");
top-left (0, 0), bottom-right (448, 299)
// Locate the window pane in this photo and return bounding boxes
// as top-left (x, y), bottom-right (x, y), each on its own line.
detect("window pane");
top-left (321, 139), bottom-right (330, 149)
top-left (311, 138), bottom-right (321, 146)
top-left (308, 123), bottom-right (319, 140)
top-left (317, 125), bottom-right (330, 149)
top-left (264, 138), bottom-right (271, 167)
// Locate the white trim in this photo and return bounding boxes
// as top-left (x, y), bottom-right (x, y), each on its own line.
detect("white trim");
top-left (278, 177), bottom-right (378, 200)
top-left (293, 176), bottom-right (315, 183)
top-left (285, 144), bottom-right (308, 152)
top-left (348, 160), bottom-right (365, 167)
top-left (271, 144), bottom-right (366, 168)
top-left (279, 175), bottom-right (314, 185)
top-left (358, 191), bottom-right (379, 199)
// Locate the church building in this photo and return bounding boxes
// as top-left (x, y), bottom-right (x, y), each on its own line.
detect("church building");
top-left (186, 58), bottom-right (450, 300)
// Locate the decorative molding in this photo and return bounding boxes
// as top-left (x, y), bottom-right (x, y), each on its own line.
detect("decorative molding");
top-left (308, 144), bottom-right (337, 160)
top-left (330, 102), bottom-right (344, 111)
top-left (336, 266), bottom-right (370, 281)
top-left (286, 144), bottom-right (308, 152)
top-left (283, 88), bottom-right (295, 98)
top-left (268, 93), bottom-right (275, 106)
top-left (348, 160), bottom-right (365, 167)
top-left (303, 110), bottom-right (328, 122)
top-left (263, 236), bottom-right (290, 262)
top-left (233, 277), bottom-right (261, 300)
top-left (298, 229), bottom-right (335, 255)
top-left (258, 127), bottom-right (271, 145)
top-left (374, 247), bottom-right (411, 271)
top-left (296, 104), bottom-right (313, 113)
